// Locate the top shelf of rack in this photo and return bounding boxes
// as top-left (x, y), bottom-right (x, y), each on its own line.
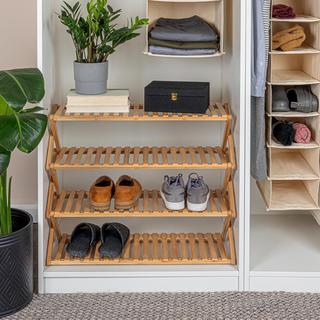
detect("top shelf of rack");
top-left (50, 104), bottom-right (231, 122)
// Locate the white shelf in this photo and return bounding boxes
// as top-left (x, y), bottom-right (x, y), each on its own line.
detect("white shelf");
top-left (143, 51), bottom-right (225, 58)
top-left (250, 214), bottom-right (320, 273)
top-left (267, 111), bottom-right (320, 118)
top-left (270, 45), bottom-right (320, 55)
top-left (268, 140), bottom-right (319, 149)
top-left (270, 70), bottom-right (320, 85)
top-left (271, 15), bottom-right (320, 23)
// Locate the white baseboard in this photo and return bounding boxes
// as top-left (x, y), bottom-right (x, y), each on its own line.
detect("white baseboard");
top-left (12, 204), bottom-right (38, 223)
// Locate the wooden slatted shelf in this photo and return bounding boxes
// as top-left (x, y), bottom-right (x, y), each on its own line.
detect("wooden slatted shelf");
top-left (50, 104), bottom-right (231, 122)
top-left (50, 185), bottom-right (236, 218)
top-left (49, 232), bottom-right (236, 266)
top-left (50, 145), bottom-right (235, 170)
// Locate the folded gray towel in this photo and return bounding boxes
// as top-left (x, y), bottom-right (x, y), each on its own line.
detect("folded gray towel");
top-left (150, 15), bottom-right (219, 43)
top-left (149, 45), bottom-right (217, 56)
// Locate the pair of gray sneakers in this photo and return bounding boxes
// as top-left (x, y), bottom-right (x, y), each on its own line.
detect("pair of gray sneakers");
top-left (160, 173), bottom-right (210, 212)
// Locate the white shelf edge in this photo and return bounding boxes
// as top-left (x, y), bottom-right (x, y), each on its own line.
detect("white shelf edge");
top-left (270, 46), bottom-right (320, 55)
top-left (267, 142), bottom-right (320, 150)
top-left (271, 16), bottom-right (320, 23)
top-left (267, 112), bottom-right (320, 118)
top-left (143, 51), bottom-right (225, 58)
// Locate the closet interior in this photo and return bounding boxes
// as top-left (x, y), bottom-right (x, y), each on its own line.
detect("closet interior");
top-left (39, 0), bottom-right (243, 293)
top-left (251, 0), bottom-right (320, 291)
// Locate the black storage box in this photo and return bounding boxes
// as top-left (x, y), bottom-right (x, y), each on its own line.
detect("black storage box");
top-left (144, 81), bottom-right (210, 114)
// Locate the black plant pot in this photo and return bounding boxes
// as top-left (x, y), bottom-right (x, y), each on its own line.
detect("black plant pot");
top-left (0, 209), bottom-right (33, 317)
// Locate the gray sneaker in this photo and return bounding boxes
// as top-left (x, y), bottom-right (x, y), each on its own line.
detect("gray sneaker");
top-left (186, 173), bottom-right (210, 212)
top-left (160, 174), bottom-right (185, 210)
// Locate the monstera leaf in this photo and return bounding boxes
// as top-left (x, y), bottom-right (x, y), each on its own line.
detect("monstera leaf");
top-left (0, 68), bottom-right (47, 174)
top-left (0, 69), bottom-right (45, 111)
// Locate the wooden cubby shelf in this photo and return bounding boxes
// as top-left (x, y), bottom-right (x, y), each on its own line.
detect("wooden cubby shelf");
top-left (49, 145), bottom-right (235, 170)
top-left (51, 104), bottom-right (231, 122)
top-left (49, 183), bottom-right (236, 219)
top-left (48, 231), bottom-right (236, 266)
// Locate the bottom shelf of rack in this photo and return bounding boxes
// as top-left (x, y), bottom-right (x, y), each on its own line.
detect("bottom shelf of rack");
top-left (49, 232), bottom-right (236, 266)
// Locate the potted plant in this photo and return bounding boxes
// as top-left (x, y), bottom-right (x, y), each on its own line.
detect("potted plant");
top-left (0, 68), bottom-right (47, 317)
top-left (58, 0), bottom-right (148, 95)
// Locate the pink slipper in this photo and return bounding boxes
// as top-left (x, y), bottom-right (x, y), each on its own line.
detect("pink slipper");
top-left (293, 123), bottom-right (311, 144)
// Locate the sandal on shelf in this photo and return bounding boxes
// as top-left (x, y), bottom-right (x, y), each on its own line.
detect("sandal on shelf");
top-left (99, 223), bottom-right (130, 258)
top-left (66, 223), bottom-right (100, 258)
top-left (272, 86), bottom-right (290, 112)
top-left (287, 86), bottom-right (318, 113)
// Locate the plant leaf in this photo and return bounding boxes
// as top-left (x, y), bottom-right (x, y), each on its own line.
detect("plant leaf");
top-left (0, 68), bottom-right (45, 111)
top-left (17, 113), bottom-right (48, 153)
top-left (0, 146), bottom-right (10, 175)
top-left (0, 115), bottom-right (20, 151)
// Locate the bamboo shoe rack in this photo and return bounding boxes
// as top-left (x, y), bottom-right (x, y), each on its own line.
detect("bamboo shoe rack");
top-left (45, 103), bottom-right (237, 266)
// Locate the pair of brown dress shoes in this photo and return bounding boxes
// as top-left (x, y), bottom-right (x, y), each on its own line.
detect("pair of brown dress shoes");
top-left (89, 175), bottom-right (142, 210)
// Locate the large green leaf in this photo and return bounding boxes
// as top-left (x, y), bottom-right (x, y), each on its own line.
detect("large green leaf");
top-left (0, 115), bottom-right (20, 151)
top-left (17, 113), bottom-right (48, 153)
top-left (0, 146), bottom-right (10, 175)
top-left (0, 68), bottom-right (45, 111)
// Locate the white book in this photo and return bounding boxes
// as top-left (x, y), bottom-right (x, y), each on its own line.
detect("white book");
top-left (65, 102), bottom-right (130, 114)
top-left (67, 89), bottom-right (129, 106)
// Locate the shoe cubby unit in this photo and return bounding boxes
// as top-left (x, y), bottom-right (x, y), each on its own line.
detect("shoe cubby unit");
top-left (271, 0), bottom-right (320, 23)
top-left (268, 54), bottom-right (320, 85)
top-left (257, 180), bottom-right (320, 211)
top-left (266, 84), bottom-right (320, 116)
top-left (266, 114), bottom-right (320, 148)
top-left (268, 149), bottom-right (320, 180)
top-left (145, 0), bottom-right (224, 58)
top-left (271, 21), bottom-right (320, 54)
top-left (45, 104), bottom-right (237, 267)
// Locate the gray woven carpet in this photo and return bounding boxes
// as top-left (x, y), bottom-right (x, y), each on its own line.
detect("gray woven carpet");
top-left (5, 292), bottom-right (320, 320)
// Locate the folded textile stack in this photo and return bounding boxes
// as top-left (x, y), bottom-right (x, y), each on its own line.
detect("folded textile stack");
top-left (272, 25), bottom-right (306, 51)
top-left (149, 15), bottom-right (219, 56)
top-left (272, 4), bottom-right (296, 19)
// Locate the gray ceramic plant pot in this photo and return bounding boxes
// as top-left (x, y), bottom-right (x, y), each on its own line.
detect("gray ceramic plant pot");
top-left (74, 61), bottom-right (108, 95)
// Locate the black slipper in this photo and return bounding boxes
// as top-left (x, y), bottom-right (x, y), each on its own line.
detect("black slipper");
top-left (272, 118), bottom-right (295, 146)
top-left (66, 223), bottom-right (100, 258)
top-left (99, 223), bottom-right (130, 258)
top-left (287, 86), bottom-right (318, 113)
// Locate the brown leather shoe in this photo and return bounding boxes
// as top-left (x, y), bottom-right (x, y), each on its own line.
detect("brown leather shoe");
top-left (89, 176), bottom-right (115, 210)
top-left (115, 175), bottom-right (142, 210)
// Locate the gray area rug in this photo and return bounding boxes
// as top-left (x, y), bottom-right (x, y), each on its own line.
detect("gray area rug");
top-left (5, 292), bottom-right (320, 320)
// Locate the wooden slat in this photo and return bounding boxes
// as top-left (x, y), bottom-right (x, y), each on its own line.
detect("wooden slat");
top-left (161, 234), bottom-right (169, 260)
top-left (74, 191), bottom-right (85, 213)
top-left (216, 236), bottom-right (227, 259)
top-left (205, 234), bottom-right (218, 260)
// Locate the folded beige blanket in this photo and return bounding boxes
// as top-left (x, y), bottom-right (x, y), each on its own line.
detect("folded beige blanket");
top-left (272, 25), bottom-right (306, 51)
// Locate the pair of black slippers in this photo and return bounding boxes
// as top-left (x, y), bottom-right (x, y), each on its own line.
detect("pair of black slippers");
top-left (66, 222), bottom-right (130, 259)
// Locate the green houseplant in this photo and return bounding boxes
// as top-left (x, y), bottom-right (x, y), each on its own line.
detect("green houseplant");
top-left (58, 0), bottom-right (148, 95)
top-left (0, 68), bottom-right (47, 316)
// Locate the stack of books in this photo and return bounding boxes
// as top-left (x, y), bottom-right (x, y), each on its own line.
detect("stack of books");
top-left (65, 89), bottom-right (130, 113)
